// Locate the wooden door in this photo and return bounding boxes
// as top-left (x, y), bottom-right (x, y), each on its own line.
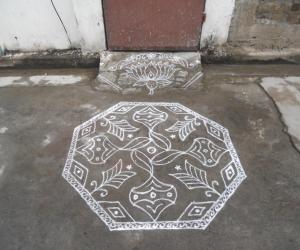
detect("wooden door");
top-left (103, 0), bottom-right (206, 51)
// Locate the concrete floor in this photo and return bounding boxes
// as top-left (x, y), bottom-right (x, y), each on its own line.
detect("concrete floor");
top-left (0, 65), bottom-right (299, 250)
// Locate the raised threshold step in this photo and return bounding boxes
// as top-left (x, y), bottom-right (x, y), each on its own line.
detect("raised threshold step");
top-left (96, 51), bottom-right (202, 95)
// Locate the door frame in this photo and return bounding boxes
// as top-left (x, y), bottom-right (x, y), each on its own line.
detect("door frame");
top-left (200, 0), bottom-right (236, 48)
top-left (74, 0), bottom-right (236, 51)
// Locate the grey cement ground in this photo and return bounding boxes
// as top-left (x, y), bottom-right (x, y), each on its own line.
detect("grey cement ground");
top-left (260, 77), bottom-right (300, 151)
top-left (0, 65), bottom-right (300, 250)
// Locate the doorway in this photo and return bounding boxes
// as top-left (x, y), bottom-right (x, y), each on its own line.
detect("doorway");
top-left (102, 0), bottom-right (206, 51)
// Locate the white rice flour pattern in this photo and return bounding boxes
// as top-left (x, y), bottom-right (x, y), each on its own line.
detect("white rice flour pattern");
top-left (62, 102), bottom-right (246, 230)
top-left (97, 52), bottom-right (203, 95)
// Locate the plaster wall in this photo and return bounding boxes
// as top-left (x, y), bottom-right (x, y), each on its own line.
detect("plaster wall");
top-left (1, 0), bottom-right (299, 61)
top-left (228, 0), bottom-right (300, 50)
top-left (0, 0), bottom-right (106, 52)
top-left (72, 0), bottom-right (106, 51)
top-left (0, 0), bottom-right (234, 52)
top-left (201, 0), bottom-right (236, 47)
top-left (0, 0), bottom-right (72, 51)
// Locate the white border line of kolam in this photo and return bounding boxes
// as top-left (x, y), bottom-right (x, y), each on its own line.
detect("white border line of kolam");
top-left (62, 102), bottom-right (247, 231)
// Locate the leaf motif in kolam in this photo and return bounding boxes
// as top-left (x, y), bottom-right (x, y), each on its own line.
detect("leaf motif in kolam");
top-left (166, 118), bottom-right (198, 141)
top-left (101, 159), bottom-right (136, 189)
top-left (106, 119), bottom-right (139, 141)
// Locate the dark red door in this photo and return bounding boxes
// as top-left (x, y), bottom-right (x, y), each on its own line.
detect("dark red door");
top-left (103, 0), bottom-right (206, 51)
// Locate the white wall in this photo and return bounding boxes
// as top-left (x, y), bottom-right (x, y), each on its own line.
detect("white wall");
top-left (0, 0), bottom-right (234, 52)
top-left (0, 0), bottom-right (106, 52)
top-left (72, 0), bottom-right (106, 51)
top-left (201, 0), bottom-right (236, 47)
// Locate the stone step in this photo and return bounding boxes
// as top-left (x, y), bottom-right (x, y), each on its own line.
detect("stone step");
top-left (96, 51), bottom-right (203, 95)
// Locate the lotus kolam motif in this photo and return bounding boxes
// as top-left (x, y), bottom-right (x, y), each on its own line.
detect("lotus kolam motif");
top-left (97, 52), bottom-right (203, 95)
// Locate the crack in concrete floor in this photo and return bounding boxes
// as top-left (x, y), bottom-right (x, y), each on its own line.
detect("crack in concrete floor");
top-left (260, 77), bottom-right (300, 153)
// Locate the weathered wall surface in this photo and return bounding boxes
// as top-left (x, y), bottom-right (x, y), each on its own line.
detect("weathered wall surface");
top-left (201, 0), bottom-right (235, 46)
top-left (202, 0), bottom-right (300, 62)
top-left (0, 0), bottom-right (300, 63)
top-left (72, 0), bottom-right (106, 51)
top-left (0, 0), bottom-right (106, 52)
top-left (0, 0), bottom-right (75, 51)
top-left (229, 0), bottom-right (300, 50)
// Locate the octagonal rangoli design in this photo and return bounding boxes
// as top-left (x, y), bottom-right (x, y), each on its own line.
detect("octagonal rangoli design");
top-left (62, 102), bottom-right (246, 230)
